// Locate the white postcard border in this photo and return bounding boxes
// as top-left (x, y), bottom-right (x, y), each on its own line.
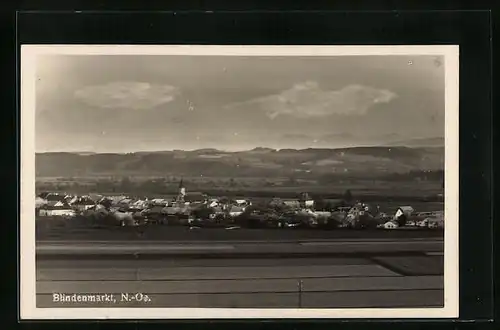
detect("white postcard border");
top-left (20, 45), bottom-right (459, 320)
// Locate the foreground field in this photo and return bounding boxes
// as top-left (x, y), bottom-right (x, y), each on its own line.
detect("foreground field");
top-left (37, 254), bottom-right (444, 308)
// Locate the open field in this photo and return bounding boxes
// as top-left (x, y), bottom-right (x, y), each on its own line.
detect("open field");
top-left (36, 253), bottom-right (444, 308)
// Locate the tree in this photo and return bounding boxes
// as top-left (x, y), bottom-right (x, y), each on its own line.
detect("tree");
top-left (323, 200), bottom-right (338, 211)
top-left (120, 176), bottom-right (133, 192)
top-left (343, 189), bottom-right (353, 202)
top-left (314, 198), bottom-right (326, 211)
top-left (100, 198), bottom-right (113, 210)
top-left (396, 213), bottom-right (407, 227)
top-left (192, 206), bottom-right (213, 219)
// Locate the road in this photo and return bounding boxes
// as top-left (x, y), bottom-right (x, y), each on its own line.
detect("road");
top-left (35, 238), bottom-right (444, 308)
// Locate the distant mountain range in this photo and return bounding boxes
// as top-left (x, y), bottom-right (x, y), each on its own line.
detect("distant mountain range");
top-left (36, 145), bottom-right (444, 178)
top-left (383, 137), bottom-right (444, 147)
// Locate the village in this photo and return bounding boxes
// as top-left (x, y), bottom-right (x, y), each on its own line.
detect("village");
top-left (35, 179), bottom-right (445, 231)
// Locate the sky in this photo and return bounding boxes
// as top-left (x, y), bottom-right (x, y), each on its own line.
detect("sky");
top-left (35, 54), bottom-right (445, 153)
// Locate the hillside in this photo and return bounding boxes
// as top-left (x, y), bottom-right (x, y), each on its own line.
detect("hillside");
top-left (36, 146), bottom-right (444, 179)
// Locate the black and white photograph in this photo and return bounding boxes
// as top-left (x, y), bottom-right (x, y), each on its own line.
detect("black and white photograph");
top-left (20, 45), bottom-right (459, 319)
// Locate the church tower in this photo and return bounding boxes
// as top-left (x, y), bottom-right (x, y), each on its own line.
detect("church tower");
top-left (176, 178), bottom-right (186, 203)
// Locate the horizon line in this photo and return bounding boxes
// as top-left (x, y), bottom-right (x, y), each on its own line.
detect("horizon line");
top-left (35, 144), bottom-right (445, 155)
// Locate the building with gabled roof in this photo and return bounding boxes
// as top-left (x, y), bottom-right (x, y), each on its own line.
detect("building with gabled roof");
top-left (39, 201), bottom-right (75, 217)
top-left (394, 206), bottom-right (414, 219)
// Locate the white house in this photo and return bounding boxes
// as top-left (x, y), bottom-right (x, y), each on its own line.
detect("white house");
top-left (35, 196), bottom-right (48, 208)
top-left (208, 200), bottom-right (219, 208)
top-left (302, 199), bottom-right (315, 208)
top-left (311, 210), bottom-right (332, 218)
top-left (151, 198), bottom-right (168, 206)
top-left (39, 202), bottom-right (76, 217)
top-left (67, 196), bottom-right (79, 204)
top-left (228, 205), bottom-right (245, 217)
top-left (416, 219), bottom-right (429, 227)
top-left (428, 217), bottom-right (444, 229)
top-left (384, 221), bottom-right (399, 229)
top-left (282, 199), bottom-right (301, 208)
top-left (132, 199), bottom-right (149, 209)
top-left (70, 196), bottom-right (96, 211)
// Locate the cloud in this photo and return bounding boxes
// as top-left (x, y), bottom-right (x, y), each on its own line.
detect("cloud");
top-left (227, 81), bottom-right (397, 119)
top-left (74, 81), bottom-right (179, 109)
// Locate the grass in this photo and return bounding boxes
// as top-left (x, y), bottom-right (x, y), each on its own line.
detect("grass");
top-left (36, 216), bottom-right (444, 242)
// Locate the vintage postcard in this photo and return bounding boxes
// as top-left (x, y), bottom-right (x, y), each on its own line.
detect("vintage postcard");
top-left (20, 45), bottom-right (459, 319)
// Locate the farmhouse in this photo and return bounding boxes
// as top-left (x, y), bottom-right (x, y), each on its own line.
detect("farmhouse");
top-left (303, 199), bottom-right (315, 208)
top-left (35, 196), bottom-right (47, 208)
top-left (282, 199), bottom-right (301, 208)
top-left (428, 218), bottom-right (444, 228)
top-left (394, 206), bottom-right (414, 219)
top-left (45, 193), bottom-right (67, 203)
top-left (208, 199), bottom-right (219, 208)
top-left (228, 205), bottom-right (245, 217)
top-left (39, 201), bottom-right (75, 217)
top-left (70, 196), bottom-right (96, 211)
top-left (209, 206), bottom-right (225, 219)
top-left (293, 192), bottom-right (312, 208)
top-left (184, 192), bottom-right (208, 204)
top-left (132, 199), bottom-right (149, 209)
top-left (383, 221), bottom-right (399, 229)
top-left (150, 198), bottom-right (168, 206)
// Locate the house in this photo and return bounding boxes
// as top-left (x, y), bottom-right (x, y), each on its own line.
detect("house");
top-left (70, 196), bottom-right (95, 211)
top-left (228, 205), bottom-right (245, 217)
top-left (151, 198), bottom-right (168, 206)
top-left (303, 199), bottom-right (315, 208)
top-left (209, 206), bottom-right (225, 219)
top-left (184, 192), bottom-right (208, 204)
top-left (383, 221), bottom-right (399, 229)
top-left (39, 202), bottom-right (75, 217)
top-left (282, 199), bottom-right (301, 208)
top-left (108, 195), bottom-right (128, 205)
top-left (142, 205), bottom-right (168, 223)
top-left (45, 193), bottom-right (67, 203)
top-left (67, 196), bottom-right (79, 205)
top-left (416, 219), bottom-right (429, 227)
top-left (119, 198), bottom-right (133, 205)
top-left (88, 194), bottom-right (103, 202)
top-left (131, 199), bottom-right (148, 209)
top-left (311, 210), bottom-right (332, 218)
top-left (428, 217), bottom-right (444, 229)
top-left (38, 192), bottom-right (50, 199)
top-left (394, 206), bottom-right (415, 219)
top-left (416, 211), bottom-right (434, 218)
top-left (434, 210), bottom-right (445, 218)
top-left (64, 195), bottom-right (76, 204)
top-left (35, 196), bottom-right (48, 208)
top-left (208, 200), bottom-right (219, 208)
